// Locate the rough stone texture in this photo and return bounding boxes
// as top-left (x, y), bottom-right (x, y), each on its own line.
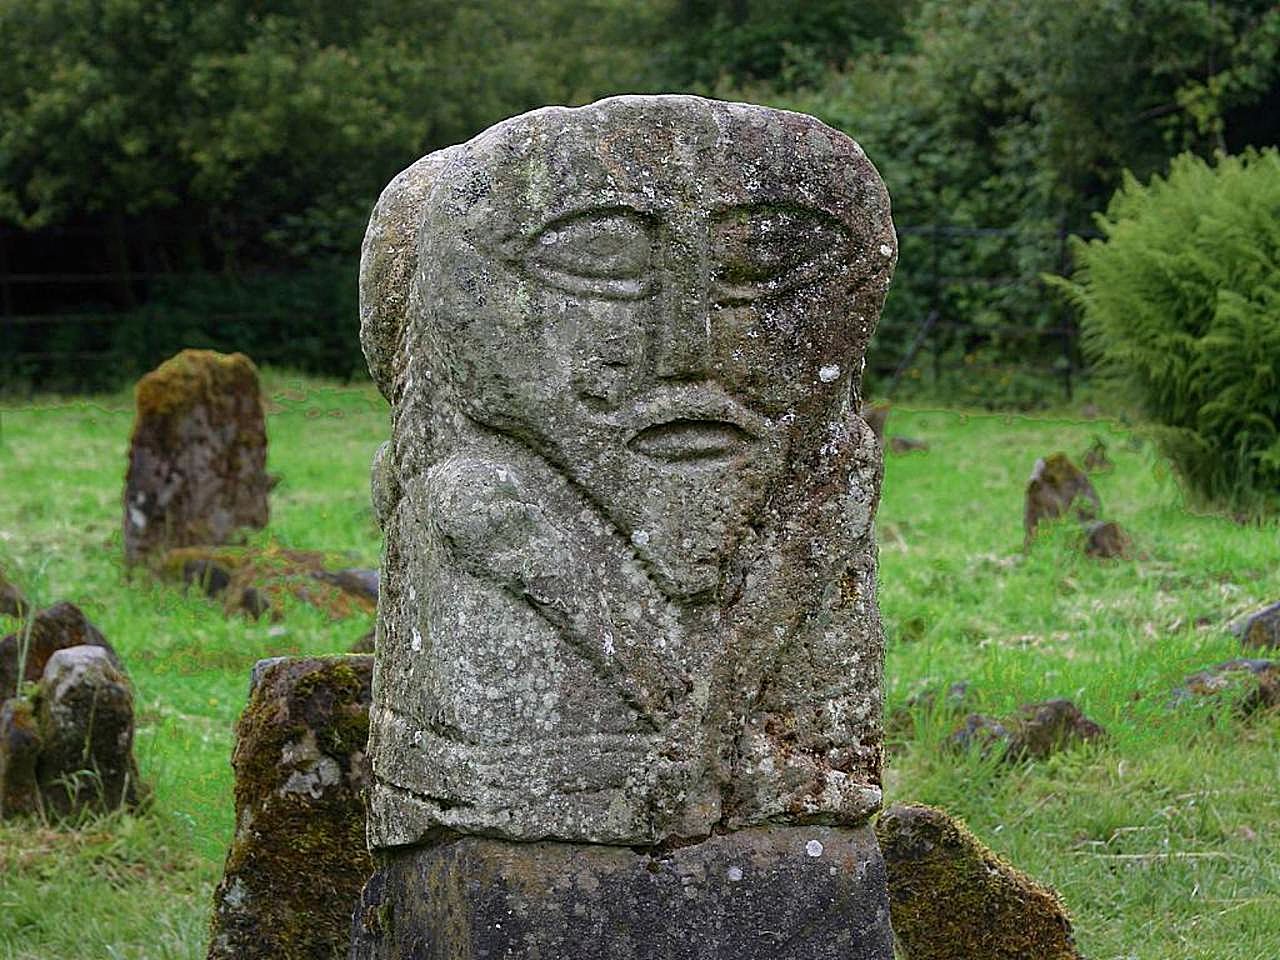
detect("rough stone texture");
top-left (361, 92), bottom-right (895, 851)
top-left (349, 825), bottom-right (893, 960)
top-left (34, 645), bottom-right (142, 816)
top-left (123, 349), bottom-right (271, 564)
top-left (877, 804), bottom-right (1083, 960)
top-left (949, 699), bottom-right (1104, 762)
top-left (1084, 519), bottom-right (1131, 559)
top-left (1024, 453), bottom-right (1100, 544)
top-left (0, 602), bottom-right (119, 709)
top-left (1232, 601), bottom-right (1280, 651)
top-left (1170, 659), bottom-right (1279, 716)
top-left (207, 655), bottom-right (373, 960)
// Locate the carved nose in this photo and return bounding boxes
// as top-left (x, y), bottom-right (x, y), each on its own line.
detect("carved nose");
top-left (653, 225), bottom-right (711, 380)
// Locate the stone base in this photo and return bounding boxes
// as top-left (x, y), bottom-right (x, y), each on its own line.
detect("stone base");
top-left (349, 825), bottom-right (893, 959)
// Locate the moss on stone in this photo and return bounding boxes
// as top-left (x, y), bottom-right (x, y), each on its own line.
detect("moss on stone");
top-left (134, 349), bottom-right (259, 420)
top-left (207, 655), bottom-right (374, 960)
top-left (876, 803), bottom-right (1082, 960)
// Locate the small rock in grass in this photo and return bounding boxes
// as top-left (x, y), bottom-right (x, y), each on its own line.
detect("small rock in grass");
top-left (1024, 453), bottom-right (1100, 544)
top-left (861, 401), bottom-right (891, 443)
top-left (1170, 659), bottom-right (1279, 716)
top-left (310, 568), bottom-right (379, 604)
top-left (1084, 520), bottom-right (1131, 559)
top-left (1230, 601), bottom-right (1280, 651)
top-left (207, 655), bottom-right (373, 960)
top-left (888, 681), bottom-right (973, 742)
top-left (890, 436), bottom-right (930, 454)
top-left (876, 803), bottom-right (1083, 960)
top-left (35, 645), bottom-right (143, 817)
top-left (0, 568), bottom-right (29, 619)
top-left (949, 699), bottom-right (1104, 762)
top-left (0, 602), bottom-right (120, 708)
top-left (1081, 437), bottom-right (1112, 473)
top-left (123, 349), bottom-right (272, 564)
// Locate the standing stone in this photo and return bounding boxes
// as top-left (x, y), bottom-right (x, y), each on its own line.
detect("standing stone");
top-left (33, 645), bottom-right (142, 817)
top-left (354, 94), bottom-right (897, 958)
top-left (1024, 453), bottom-right (1100, 544)
top-left (207, 655), bottom-right (373, 960)
top-left (123, 349), bottom-right (271, 564)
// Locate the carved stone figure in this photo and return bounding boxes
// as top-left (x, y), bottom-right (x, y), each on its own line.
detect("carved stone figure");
top-left (355, 94), bottom-right (897, 959)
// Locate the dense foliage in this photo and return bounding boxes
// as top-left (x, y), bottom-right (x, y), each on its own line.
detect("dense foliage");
top-left (1, 0), bottom-right (1277, 399)
top-left (1053, 149), bottom-right (1280, 516)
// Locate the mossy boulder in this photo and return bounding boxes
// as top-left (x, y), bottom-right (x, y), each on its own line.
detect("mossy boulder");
top-left (123, 349), bottom-right (272, 564)
top-left (876, 803), bottom-right (1083, 960)
top-left (207, 655), bottom-right (374, 960)
top-left (0, 602), bottom-right (119, 708)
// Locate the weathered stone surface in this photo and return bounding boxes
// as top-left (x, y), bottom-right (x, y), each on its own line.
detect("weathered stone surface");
top-left (877, 803), bottom-right (1083, 960)
top-left (207, 655), bottom-right (373, 960)
top-left (1024, 453), bottom-right (1100, 544)
top-left (35, 645), bottom-right (142, 816)
top-left (0, 602), bottom-right (119, 708)
top-left (123, 349), bottom-right (271, 564)
top-left (1084, 519), bottom-right (1131, 559)
top-left (361, 92), bottom-right (895, 851)
top-left (949, 699), bottom-right (1104, 762)
top-left (1170, 659), bottom-right (1279, 716)
top-left (1232, 601), bottom-right (1280, 651)
top-left (349, 825), bottom-right (893, 960)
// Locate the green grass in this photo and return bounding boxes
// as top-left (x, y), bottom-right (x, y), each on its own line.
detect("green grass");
top-left (1, 380), bottom-right (1277, 959)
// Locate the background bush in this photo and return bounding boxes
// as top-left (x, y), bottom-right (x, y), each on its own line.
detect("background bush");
top-left (1054, 148), bottom-right (1280, 515)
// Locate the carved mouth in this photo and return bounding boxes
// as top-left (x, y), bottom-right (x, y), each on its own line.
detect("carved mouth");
top-left (627, 418), bottom-right (754, 465)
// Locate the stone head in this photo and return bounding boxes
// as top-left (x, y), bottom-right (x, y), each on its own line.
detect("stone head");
top-left (362, 96), bottom-right (895, 598)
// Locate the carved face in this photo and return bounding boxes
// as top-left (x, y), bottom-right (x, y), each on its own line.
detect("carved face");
top-left (415, 97), bottom-right (895, 598)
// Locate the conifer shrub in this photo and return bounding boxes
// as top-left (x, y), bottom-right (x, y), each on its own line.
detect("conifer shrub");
top-left (1053, 149), bottom-right (1280, 516)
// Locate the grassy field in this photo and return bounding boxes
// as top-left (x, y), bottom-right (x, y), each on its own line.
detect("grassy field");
top-left (1, 375), bottom-right (1277, 960)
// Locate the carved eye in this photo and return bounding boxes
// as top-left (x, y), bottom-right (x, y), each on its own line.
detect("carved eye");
top-left (523, 209), bottom-right (655, 300)
top-left (711, 205), bottom-right (848, 304)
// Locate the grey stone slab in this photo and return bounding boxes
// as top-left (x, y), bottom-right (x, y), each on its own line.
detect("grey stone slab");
top-left (349, 825), bottom-right (893, 960)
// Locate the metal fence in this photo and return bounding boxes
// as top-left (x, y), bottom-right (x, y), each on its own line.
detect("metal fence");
top-left (1, 221), bottom-right (1095, 399)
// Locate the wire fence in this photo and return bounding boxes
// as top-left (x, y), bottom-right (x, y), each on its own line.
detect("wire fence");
top-left (1, 221), bottom-right (1096, 399)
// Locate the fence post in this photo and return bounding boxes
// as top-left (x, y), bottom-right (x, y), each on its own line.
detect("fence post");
top-left (1055, 217), bottom-right (1074, 403)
